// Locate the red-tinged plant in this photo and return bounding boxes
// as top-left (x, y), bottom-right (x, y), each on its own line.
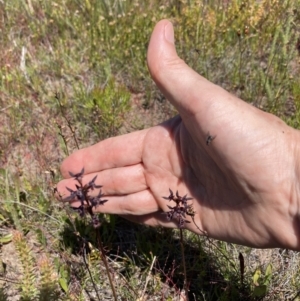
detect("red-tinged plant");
top-left (62, 167), bottom-right (108, 228)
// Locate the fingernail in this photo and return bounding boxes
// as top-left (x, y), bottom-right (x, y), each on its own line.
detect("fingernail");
top-left (164, 22), bottom-right (174, 44)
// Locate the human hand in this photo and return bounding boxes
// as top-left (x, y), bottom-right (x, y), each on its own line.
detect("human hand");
top-left (57, 19), bottom-right (300, 250)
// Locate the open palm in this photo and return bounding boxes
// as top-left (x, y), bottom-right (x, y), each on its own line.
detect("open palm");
top-left (57, 20), bottom-right (300, 250)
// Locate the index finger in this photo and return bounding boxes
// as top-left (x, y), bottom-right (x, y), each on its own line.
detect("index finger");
top-left (60, 129), bottom-right (149, 178)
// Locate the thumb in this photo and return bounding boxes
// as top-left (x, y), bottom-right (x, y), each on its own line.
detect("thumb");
top-left (147, 19), bottom-right (222, 120)
top-left (147, 20), bottom-right (275, 140)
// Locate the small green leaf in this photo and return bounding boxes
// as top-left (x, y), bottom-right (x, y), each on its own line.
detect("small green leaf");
top-left (59, 265), bottom-right (69, 279)
top-left (0, 233), bottom-right (12, 244)
top-left (253, 268), bottom-right (261, 285)
top-left (253, 285), bottom-right (267, 297)
top-left (264, 263), bottom-right (272, 285)
top-left (59, 278), bottom-right (68, 293)
top-left (265, 263), bottom-right (272, 276)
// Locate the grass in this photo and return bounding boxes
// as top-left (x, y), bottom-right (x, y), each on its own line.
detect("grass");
top-left (1, 0), bottom-right (300, 300)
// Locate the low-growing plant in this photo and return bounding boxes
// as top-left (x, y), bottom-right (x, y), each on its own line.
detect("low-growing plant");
top-left (12, 231), bottom-right (38, 300)
top-left (60, 167), bottom-right (117, 301)
top-left (163, 189), bottom-right (195, 301)
top-left (252, 263), bottom-right (273, 297)
top-left (75, 77), bottom-right (131, 139)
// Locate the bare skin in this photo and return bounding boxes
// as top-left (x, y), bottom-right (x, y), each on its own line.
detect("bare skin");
top-left (57, 20), bottom-right (300, 250)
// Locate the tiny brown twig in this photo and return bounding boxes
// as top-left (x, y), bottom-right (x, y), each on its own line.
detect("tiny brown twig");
top-left (55, 92), bottom-right (80, 150)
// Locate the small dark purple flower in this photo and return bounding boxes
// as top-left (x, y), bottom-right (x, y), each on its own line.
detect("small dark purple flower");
top-left (63, 168), bottom-right (108, 228)
top-left (162, 188), bottom-right (175, 201)
top-left (86, 175), bottom-right (103, 191)
top-left (69, 167), bottom-right (85, 180)
top-left (163, 189), bottom-right (193, 228)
